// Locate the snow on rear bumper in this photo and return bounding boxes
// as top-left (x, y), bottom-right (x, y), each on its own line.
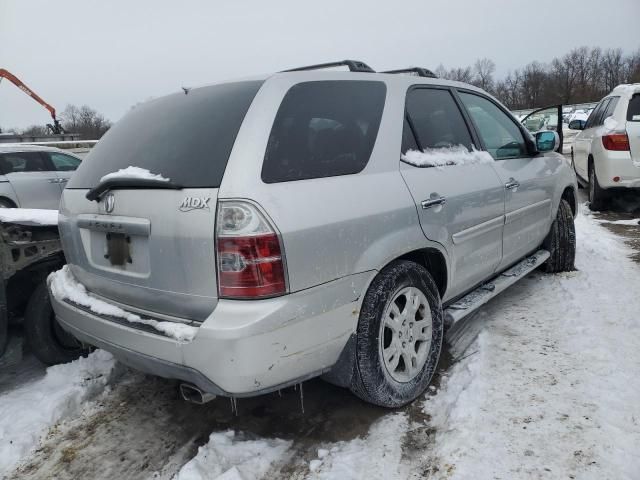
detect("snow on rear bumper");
top-left (48, 271), bottom-right (371, 396)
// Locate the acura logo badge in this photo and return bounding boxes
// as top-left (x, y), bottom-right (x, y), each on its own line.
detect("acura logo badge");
top-left (104, 193), bottom-right (115, 213)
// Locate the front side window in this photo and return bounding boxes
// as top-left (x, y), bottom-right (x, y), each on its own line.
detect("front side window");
top-left (261, 81), bottom-right (386, 183)
top-left (459, 92), bottom-right (527, 159)
top-left (404, 88), bottom-right (473, 151)
top-left (48, 152), bottom-right (81, 171)
top-left (628, 94), bottom-right (640, 121)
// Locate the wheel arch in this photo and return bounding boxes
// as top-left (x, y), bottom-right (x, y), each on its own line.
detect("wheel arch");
top-left (561, 185), bottom-right (577, 217)
top-left (396, 247), bottom-right (448, 298)
top-left (0, 196), bottom-right (17, 208)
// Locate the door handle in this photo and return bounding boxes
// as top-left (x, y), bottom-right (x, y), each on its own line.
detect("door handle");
top-left (505, 179), bottom-right (520, 190)
top-left (59, 178), bottom-right (68, 183)
top-left (47, 178), bottom-right (59, 183)
top-left (421, 196), bottom-right (447, 209)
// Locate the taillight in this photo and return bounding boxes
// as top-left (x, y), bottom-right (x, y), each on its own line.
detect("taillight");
top-left (216, 201), bottom-right (287, 298)
top-left (602, 133), bottom-right (630, 151)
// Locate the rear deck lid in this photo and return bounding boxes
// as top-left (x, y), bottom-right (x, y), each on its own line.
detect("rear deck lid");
top-left (60, 80), bottom-right (263, 321)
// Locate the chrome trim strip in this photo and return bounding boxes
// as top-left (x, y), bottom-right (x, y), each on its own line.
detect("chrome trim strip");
top-left (452, 216), bottom-right (504, 245)
top-left (504, 199), bottom-right (552, 225)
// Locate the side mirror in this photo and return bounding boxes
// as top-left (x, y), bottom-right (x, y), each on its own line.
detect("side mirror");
top-left (568, 120), bottom-right (585, 130)
top-left (535, 130), bottom-right (559, 153)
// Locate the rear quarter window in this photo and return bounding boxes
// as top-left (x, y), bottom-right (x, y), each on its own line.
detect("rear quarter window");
top-left (261, 80), bottom-right (386, 183)
top-left (628, 94), bottom-right (640, 121)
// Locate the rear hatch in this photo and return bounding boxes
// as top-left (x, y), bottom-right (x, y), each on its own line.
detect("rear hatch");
top-left (627, 93), bottom-right (640, 162)
top-left (59, 80), bottom-right (263, 321)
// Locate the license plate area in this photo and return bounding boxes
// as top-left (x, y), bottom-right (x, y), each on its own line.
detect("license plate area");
top-left (105, 232), bottom-right (131, 266)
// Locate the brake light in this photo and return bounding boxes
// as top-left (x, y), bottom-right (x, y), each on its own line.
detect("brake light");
top-left (216, 201), bottom-right (287, 298)
top-left (602, 133), bottom-right (630, 151)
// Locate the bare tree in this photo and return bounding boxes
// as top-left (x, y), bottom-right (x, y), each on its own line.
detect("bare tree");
top-left (473, 58), bottom-right (496, 92)
top-left (61, 104), bottom-right (111, 139)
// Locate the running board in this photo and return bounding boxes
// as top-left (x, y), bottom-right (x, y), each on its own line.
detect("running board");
top-left (443, 250), bottom-right (550, 327)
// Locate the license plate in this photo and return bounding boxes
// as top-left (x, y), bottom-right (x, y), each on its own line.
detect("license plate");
top-left (105, 233), bottom-right (131, 266)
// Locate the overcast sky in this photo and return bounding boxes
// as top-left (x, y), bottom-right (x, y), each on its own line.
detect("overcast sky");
top-left (1, 0), bottom-right (638, 129)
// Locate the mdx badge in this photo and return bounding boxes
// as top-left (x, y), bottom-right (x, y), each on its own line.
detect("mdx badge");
top-left (180, 196), bottom-right (211, 212)
top-left (103, 193), bottom-right (115, 213)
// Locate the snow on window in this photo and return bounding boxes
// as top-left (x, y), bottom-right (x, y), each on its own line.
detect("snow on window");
top-left (401, 145), bottom-right (494, 168)
top-left (0, 208), bottom-right (58, 226)
top-left (99, 166), bottom-right (170, 184)
top-left (49, 266), bottom-right (197, 342)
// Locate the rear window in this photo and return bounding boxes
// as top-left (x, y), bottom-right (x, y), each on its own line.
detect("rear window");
top-left (261, 80), bottom-right (386, 183)
top-left (67, 81), bottom-right (263, 189)
top-left (628, 94), bottom-right (640, 122)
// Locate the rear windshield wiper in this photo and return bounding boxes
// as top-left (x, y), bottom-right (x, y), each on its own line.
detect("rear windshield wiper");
top-left (86, 178), bottom-right (183, 202)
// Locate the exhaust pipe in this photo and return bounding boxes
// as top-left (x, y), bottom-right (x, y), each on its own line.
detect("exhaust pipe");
top-left (179, 383), bottom-right (216, 404)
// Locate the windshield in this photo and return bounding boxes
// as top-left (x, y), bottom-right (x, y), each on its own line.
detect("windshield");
top-left (67, 80), bottom-right (263, 189)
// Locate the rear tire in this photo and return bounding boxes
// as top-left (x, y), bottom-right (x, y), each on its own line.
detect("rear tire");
top-left (350, 260), bottom-right (443, 408)
top-left (542, 199), bottom-right (576, 273)
top-left (0, 198), bottom-right (15, 208)
top-left (588, 161), bottom-right (608, 211)
top-left (24, 281), bottom-right (87, 365)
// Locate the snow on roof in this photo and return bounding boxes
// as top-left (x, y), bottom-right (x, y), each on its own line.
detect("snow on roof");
top-left (99, 166), bottom-right (170, 183)
top-left (0, 208), bottom-right (58, 226)
top-left (402, 145), bottom-right (494, 168)
top-left (0, 144), bottom-right (64, 154)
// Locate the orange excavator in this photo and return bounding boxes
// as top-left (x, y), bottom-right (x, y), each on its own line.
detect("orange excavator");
top-left (0, 68), bottom-right (65, 134)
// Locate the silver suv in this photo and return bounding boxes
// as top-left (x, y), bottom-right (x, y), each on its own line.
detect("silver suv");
top-left (49, 61), bottom-right (578, 407)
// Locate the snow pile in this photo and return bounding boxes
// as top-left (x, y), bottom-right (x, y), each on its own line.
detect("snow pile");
top-left (402, 145), bottom-right (494, 168)
top-left (173, 430), bottom-right (291, 480)
top-left (306, 414), bottom-right (409, 479)
top-left (597, 218), bottom-right (640, 226)
top-left (0, 208), bottom-right (58, 226)
top-left (49, 266), bottom-right (198, 342)
top-left (99, 166), bottom-right (170, 183)
top-left (424, 210), bottom-right (640, 479)
top-left (0, 350), bottom-right (116, 476)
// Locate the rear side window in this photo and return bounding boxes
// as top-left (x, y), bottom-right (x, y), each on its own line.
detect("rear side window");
top-left (0, 152), bottom-right (50, 174)
top-left (261, 81), bottom-right (386, 183)
top-left (67, 81), bottom-right (263, 189)
top-left (585, 99), bottom-right (609, 129)
top-left (404, 88), bottom-right (473, 151)
top-left (602, 96), bottom-right (619, 120)
top-left (628, 94), bottom-right (640, 121)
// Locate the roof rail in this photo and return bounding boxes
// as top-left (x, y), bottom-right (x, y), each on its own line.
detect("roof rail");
top-left (382, 67), bottom-right (437, 78)
top-left (283, 60), bottom-right (375, 73)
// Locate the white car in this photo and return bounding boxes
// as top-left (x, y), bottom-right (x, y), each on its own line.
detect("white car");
top-left (570, 84), bottom-right (640, 210)
top-left (0, 145), bottom-right (82, 209)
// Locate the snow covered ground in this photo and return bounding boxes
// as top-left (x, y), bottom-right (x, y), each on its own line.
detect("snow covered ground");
top-left (2, 200), bottom-right (640, 479)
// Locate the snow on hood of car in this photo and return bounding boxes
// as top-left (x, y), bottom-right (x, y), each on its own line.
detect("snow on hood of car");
top-left (0, 208), bottom-right (58, 226)
top-left (49, 266), bottom-right (197, 342)
top-left (99, 166), bottom-right (170, 183)
top-left (402, 145), bottom-right (494, 168)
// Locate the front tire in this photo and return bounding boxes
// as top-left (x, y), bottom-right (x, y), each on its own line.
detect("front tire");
top-left (588, 161), bottom-right (608, 211)
top-left (350, 261), bottom-right (443, 408)
top-left (24, 281), bottom-right (87, 365)
top-left (542, 199), bottom-right (576, 273)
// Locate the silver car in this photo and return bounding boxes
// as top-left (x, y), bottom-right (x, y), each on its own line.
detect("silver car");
top-left (0, 145), bottom-right (82, 209)
top-left (49, 62), bottom-right (578, 407)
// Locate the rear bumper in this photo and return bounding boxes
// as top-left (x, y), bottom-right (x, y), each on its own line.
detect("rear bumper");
top-left (596, 151), bottom-right (640, 189)
top-left (49, 271), bottom-right (372, 396)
